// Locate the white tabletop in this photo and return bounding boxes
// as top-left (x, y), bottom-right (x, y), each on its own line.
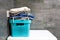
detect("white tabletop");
top-left (7, 30), bottom-right (57, 40)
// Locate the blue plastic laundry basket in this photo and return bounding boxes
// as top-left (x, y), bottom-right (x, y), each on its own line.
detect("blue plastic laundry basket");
top-left (9, 19), bottom-right (31, 37)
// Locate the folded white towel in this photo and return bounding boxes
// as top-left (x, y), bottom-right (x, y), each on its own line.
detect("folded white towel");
top-left (9, 7), bottom-right (31, 13)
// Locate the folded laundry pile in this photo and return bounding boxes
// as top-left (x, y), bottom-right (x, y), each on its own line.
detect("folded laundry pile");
top-left (7, 7), bottom-right (34, 37)
top-left (9, 7), bottom-right (34, 20)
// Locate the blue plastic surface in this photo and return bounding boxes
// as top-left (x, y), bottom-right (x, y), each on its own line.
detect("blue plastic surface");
top-left (9, 20), bottom-right (31, 37)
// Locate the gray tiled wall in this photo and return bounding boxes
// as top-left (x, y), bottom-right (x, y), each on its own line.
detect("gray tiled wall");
top-left (0, 0), bottom-right (14, 40)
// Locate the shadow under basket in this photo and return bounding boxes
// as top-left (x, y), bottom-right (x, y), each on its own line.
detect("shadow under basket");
top-left (9, 19), bottom-right (31, 37)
